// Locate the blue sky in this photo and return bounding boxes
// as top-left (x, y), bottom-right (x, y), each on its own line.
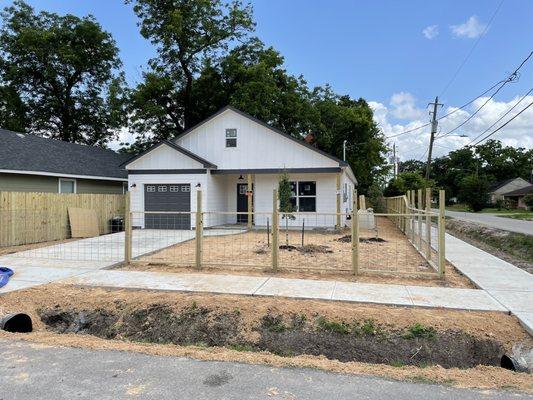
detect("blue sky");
top-left (1, 0), bottom-right (532, 159)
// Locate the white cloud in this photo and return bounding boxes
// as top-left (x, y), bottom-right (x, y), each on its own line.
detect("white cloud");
top-left (370, 94), bottom-right (533, 162)
top-left (450, 16), bottom-right (487, 39)
top-left (422, 25), bottom-right (439, 40)
top-left (389, 92), bottom-right (426, 120)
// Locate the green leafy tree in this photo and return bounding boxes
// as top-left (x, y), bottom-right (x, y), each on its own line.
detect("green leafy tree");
top-left (0, 1), bottom-right (126, 145)
top-left (523, 194), bottom-right (533, 210)
top-left (278, 171), bottom-right (295, 245)
top-left (127, 0), bottom-right (255, 141)
top-left (384, 172), bottom-right (434, 197)
top-left (309, 86), bottom-right (390, 193)
top-left (458, 174), bottom-right (490, 212)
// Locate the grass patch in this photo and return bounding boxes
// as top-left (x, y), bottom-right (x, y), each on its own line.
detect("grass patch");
top-left (227, 343), bottom-right (256, 352)
top-left (404, 323), bottom-right (436, 339)
top-left (316, 317), bottom-right (351, 334)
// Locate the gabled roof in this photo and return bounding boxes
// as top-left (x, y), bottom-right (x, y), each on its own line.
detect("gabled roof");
top-left (0, 128), bottom-right (130, 180)
top-left (123, 140), bottom-right (217, 169)
top-left (489, 177), bottom-right (528, 192)
top-left (502, 185), bottom-right (533, 197)
top-left (172, 105), bottom-right (349, 167)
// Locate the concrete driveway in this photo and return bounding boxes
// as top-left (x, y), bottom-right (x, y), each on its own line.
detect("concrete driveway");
top-left (443, 210), bottom-right (532, 235)
top-left (0, 228), bottom-right (244, 294)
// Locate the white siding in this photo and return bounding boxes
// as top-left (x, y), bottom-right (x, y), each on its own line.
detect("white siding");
top-left (176, 109), bottom-right (339, 170)
top-left (126, 144), bottom-right (204, 170)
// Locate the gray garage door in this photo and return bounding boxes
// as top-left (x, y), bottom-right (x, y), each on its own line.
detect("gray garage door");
top-left (144, 184), bottom-right (191, 229)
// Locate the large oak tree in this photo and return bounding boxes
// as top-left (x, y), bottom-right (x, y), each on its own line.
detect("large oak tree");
top-left (0, 1), bottom-right (126, 145)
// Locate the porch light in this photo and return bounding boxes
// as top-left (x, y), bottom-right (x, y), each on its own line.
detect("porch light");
top-left (238, 175), bottom-right (244, 180)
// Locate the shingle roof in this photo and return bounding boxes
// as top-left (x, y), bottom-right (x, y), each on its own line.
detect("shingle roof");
top-left (0, 128), bottom-right (131, 179)
top-left (503, 185), bottom-right (533, 197)
top-left (489, 178), bottom-right (520, 192)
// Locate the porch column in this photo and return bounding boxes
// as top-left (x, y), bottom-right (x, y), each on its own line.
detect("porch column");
top-left (336, 173), bottom-right (341, 228)
top-left (247, 173), bottom-right (253, 228)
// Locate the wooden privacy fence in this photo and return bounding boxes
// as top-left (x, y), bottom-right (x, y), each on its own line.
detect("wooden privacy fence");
top-left (0, 191), bottom-right (126, 247)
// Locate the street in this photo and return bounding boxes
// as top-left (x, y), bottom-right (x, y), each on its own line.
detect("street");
top-left (0, 339), bottom-right (529, 400)
top-left (443, 210), bottom-right (533, 235)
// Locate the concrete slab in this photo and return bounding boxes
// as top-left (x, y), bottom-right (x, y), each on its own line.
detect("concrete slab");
top-left (4, 265), bottom-right (89, 284)
top-left (332, 282), bottom-right (413, 306)
top-left (0, 256), bottom-right (110, 270)
top-left (0, 279), bottom-right (43, 294)
top-left (513, 312), bottom-right (533, 336)
top-left (253, 277), bottom-right (336, 300)
top-left (61, 270), bottom-right (268, 296)
top-left (487, 290), bottom-right (533, 313)
top-left (406, 285), bottom-right (507, 311)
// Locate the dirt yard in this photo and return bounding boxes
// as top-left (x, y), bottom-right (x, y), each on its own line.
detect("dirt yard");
top-left (0, 284), bottom-right (531, 392)
top-left (132, 217), bottom-right (472, 288)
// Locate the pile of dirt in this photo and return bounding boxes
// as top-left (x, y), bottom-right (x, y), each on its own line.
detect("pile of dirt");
top-left (277, 244), bottom-right (333, 254)
top-left (38, 304), bottom-right (506, 369)
top-left (336, 235), bottom-right (387, 243)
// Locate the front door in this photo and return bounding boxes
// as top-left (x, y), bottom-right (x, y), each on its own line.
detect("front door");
top-left (237, 183), bottom-right (251, 223)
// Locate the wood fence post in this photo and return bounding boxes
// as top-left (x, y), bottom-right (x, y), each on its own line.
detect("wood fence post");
top-left (351, 189), bottom-right (359, 275)
top-left (195, 189), bottom-right (203, 269)
top-left (247, 173), bottom-right (253, 229)
top-left (406, 191), bottom-right (412, 238)
top-left (336, 173), bottom-right (341, 229)
top-left (124, 192), bottom-right (132, 264)
top-left (417, 189), bottom-right (422, 251)
top-left (425, 187), bottom-right (432, 260)
top-left (272, 189), bottom-right (279, 272)
top-left (438, 189), bottom-right (446, 278)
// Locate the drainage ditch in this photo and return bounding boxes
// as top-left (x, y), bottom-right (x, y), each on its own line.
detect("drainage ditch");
top-left (39, 303), bottom-right (507, 369)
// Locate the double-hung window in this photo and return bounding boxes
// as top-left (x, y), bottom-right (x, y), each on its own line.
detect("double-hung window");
top-left (289, 181), bottom-right (316, 212)
top-left (59, 178), bottom-right (76, 194)
top-left (225, 128), bottom-right (237, 148)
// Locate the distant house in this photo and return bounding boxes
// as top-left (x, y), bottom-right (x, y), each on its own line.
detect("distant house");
top-left (502, 185), bottom-right (533, 209)
top-left (0, 129), bottom-right (130, 194)
top-left (488, 177), bottom-right (531, 203)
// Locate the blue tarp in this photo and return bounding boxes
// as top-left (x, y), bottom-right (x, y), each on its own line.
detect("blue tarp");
top-left (0, 267), bottom-right (14, 288)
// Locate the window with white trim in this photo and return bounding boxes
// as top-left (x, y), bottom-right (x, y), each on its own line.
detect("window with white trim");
top-left (225, 128), bottom-right (237, 148)
top-left (289, 181), bottom-right (316, 212)
top-left (59, 178), bottom-right (76, 194)
top-left (158, 185), bottom-right (167, 192)
top-left (170, 185), bottom-right (180, 192)
top-left (146, 185), bottom-right (156, 192)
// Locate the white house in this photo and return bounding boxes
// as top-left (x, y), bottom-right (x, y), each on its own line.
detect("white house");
top-left (125, 106), bottom-right (357, 229)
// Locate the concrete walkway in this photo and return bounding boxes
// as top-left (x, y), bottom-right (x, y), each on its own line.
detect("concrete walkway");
top-left (58, 270), bottom-right (506, 312)
top-left (426, 223), bottom-right (533, 334)
top-left (444, 209), bottom-right (533, 235)
top-left (0, 228), bottom-right (244, 295)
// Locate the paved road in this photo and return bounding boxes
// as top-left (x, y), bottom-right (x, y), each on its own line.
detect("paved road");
top-left (444, 210), bottom-right (533, 235)
top-left (0, 339), bottom-right (529, 400)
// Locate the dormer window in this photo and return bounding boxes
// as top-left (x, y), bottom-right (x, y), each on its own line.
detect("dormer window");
top-left (225, 128), bottom-right (237, 147)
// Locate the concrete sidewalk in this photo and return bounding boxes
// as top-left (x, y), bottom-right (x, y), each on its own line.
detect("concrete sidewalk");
top-left (425, 223), bottom-right (533, 334)
top-left (59, 270), bottom-right (507, 312)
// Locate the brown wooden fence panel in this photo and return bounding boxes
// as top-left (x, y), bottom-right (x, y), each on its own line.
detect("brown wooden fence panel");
top-left (0, 191), bottom-right (125, 247)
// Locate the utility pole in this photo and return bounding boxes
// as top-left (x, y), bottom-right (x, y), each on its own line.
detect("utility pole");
top-left (393, 143), bottom-right (397, 179)
top-left (425, 96), bottom-right (443, 180)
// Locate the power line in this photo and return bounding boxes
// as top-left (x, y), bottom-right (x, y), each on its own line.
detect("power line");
top-left (439, 0), bottom-right (505, 97)
top-left (439, 50), bottom-right (533, 138)
top-left (385, 78), bottom-right (506, 139)
top-left (470, 100), bottom-right (533, 146)
top-left (467, 87), bottom-right (533, 145)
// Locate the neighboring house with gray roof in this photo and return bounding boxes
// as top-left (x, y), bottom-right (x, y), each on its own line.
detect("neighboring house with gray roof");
top-left (488, 177), bottom-right (531, 203)
top-left (502, 184), bottom-right (533, 209)
top-left (0, 129), bottom-right (130, 194)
